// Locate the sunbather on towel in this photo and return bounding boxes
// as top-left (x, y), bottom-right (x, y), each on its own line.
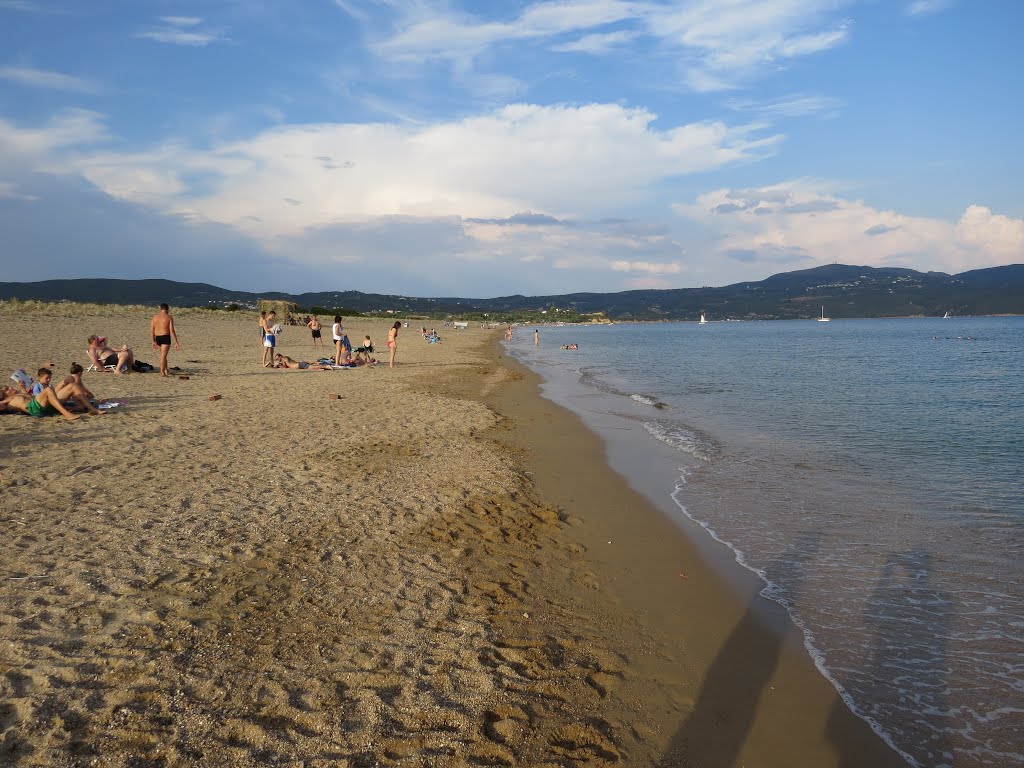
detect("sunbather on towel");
top-left (274, 354), bottom-right (334, 370)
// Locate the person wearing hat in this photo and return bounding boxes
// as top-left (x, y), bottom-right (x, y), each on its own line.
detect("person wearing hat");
top-left (87, 334), bottom-right (135, 374)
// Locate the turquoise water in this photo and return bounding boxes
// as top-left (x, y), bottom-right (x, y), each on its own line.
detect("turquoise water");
top-left (506, 317), bottom-right (1023, 768)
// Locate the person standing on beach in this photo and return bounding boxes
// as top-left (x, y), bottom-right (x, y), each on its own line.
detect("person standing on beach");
top-left (332, 316), bottom-right (348, 366)
top-left (388, 321), bottom-right (400, 368)
top-left (308, 316), bottom-right (323, 349)
top-left (258, 310), bottom-right (268, 346)
top-left (150, 303), bottom-right (180, 377)
top-left (262, 311), bottom-right (278, 368)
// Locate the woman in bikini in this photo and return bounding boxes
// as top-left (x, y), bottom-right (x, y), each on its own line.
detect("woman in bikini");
top-left (388, 321), bottom-right (400, 368)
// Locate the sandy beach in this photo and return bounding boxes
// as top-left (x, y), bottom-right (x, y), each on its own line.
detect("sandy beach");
top-left (0, 306), bottom-right (908, 767)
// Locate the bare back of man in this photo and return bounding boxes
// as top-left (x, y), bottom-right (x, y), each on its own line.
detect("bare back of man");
top-left (150, 303), bottom-right (180, 377)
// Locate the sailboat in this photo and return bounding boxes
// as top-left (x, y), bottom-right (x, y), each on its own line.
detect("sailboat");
top-left (817, 306), bottom-right (830, 322)
top-left (943, 311), bottom-right (951, 319)
top-left (699, 312), bottom-right (708, 325)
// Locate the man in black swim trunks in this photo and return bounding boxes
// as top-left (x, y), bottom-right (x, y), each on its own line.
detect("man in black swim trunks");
top-left (307, 315), bottom-right (324, 349)
top-left (150, 302), bottom-right (181, 377)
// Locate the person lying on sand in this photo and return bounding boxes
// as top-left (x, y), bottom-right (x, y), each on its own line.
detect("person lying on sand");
top-left (1, 370), bottom-right (104, 420)
top-left (274, 354), bottom-right (335, 370)
top-left (88, 335), bottom-right (134, 374)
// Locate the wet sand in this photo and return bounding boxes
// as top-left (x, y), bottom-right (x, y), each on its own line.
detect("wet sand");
top-left (0, 307), bottom-right (908, 766)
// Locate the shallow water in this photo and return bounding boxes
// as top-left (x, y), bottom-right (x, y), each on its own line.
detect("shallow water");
top-left (507, 317), bottom-right (1024, 768)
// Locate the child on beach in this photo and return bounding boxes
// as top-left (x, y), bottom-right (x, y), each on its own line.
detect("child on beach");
top-left (1, 368), bottom-right (102, 420)
top-left (354, 336), bottom-right (374, 362)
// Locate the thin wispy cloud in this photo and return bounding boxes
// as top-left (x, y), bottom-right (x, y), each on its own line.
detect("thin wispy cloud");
top-left (551, 30), bottom-right (636, 55)
top-left (726, 93), bottom-right (844, 119)
top-left (907, 0), bottom-right (953, 17)
top-left (0, 65), bottom-right (99, 93)
top-left (371, 0), bottom-right (854, 92)
top-left (137, 16), bottom-right (225, 46)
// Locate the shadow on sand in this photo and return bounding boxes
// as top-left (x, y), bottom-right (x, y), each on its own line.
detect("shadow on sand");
top-left (656, 533), bottom-right (821, 768)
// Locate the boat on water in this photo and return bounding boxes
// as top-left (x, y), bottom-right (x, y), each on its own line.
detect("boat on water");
top-left (943, 311), bottom-right (951, 318)
top-left (817, 306), bottom-right (830, 322)
top-left (699, 312), bottom-right (708, 325)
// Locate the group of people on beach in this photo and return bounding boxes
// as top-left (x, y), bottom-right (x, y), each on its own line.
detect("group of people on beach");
top-left (3, 304), bottom-right (182, 420)
top-left (1, 364), bottom-right (106, 420)
top-left (5, 304), bottom-right (419, 422)
top-left (261, 312), bottom-right (402, 369)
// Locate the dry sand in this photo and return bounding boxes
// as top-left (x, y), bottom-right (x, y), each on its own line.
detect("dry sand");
top-left (0, 307), bottom-right (908, 767)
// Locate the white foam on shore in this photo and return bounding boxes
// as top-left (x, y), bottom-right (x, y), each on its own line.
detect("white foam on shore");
top-left (667, 473), bottom-right (923, 768)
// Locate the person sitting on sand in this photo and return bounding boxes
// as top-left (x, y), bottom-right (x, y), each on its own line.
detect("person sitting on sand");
top-left (0, 368), bottom-right (103, 420)
top-left (354, 336), bottom-right (374, 362)
top-left (88, 335), bottom-right (134, 374)
top-left (40, 366), bottom-right (104, 414)
top-left (274, 354), bottom-right (334, 371)
top-left (59, 363), bottom-right (102, 404)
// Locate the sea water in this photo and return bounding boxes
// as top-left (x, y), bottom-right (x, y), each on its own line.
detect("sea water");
top-left (504, 317), bottom-right (1023, 768)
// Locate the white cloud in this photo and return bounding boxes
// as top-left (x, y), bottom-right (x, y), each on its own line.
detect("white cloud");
top-left (0, 180), bottom-right (37, 200)
top-left (954, 205), bottom-right (1024, 263)
top-left (674, 181), bottom-right (1024, 276)
top-left (0, 109), bottom-right (108, 160)
top-left (372, 0), bottom-right (853, 91)
top-left (137, 16), bottom-right (225, 46)
top-left (45, 103), bottom-right (777, 241)
top-left (726, 93), bottom-right (843, 119)
top-left (650, 1), bottom-right (852, 91)
top-left (610, 259), bottom-right (682, 274)
top-left (0, 65), bottom-right (99, 93)
top-left (907, 0), bottom-right (953, 17)
top-left (552, 30), bottom-right (636, 55)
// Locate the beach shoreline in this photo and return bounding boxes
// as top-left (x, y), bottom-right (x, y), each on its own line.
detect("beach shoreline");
top-left (1, 308), bottom-right (906, 766)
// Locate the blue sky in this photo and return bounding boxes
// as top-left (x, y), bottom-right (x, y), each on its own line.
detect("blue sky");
top-left (1, 1), bottom-right (1021, 297)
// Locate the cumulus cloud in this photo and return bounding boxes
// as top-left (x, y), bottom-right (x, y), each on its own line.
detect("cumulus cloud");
top-left (674, 181), bottom-right (1024, 276)
top-left (39, 103), bottom-right (777, 242)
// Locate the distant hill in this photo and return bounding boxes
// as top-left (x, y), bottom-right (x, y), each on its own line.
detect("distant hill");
top-left (1, 264), bottom-right (1022, 320)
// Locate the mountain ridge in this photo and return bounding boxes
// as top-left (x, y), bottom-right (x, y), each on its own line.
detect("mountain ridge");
top-left (1, 264), bottom-right (1021, 320)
